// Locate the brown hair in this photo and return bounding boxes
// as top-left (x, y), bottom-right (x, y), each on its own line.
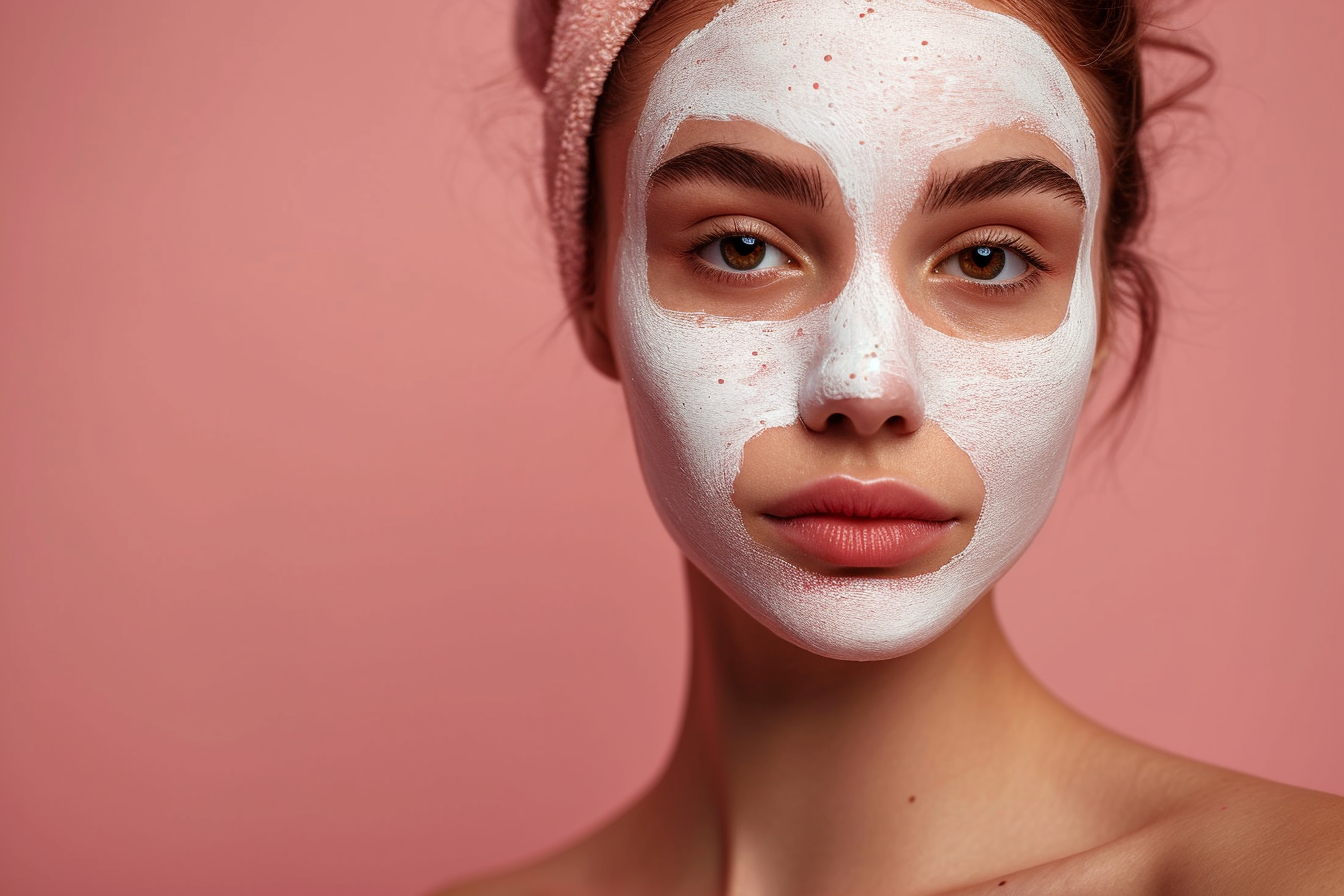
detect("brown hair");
top-left (990, 1), bottom-right (1213, 426)
top-left (557, 0), bottom-right (1213, 425)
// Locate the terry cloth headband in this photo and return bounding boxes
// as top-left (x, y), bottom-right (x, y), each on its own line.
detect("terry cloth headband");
top-left (517, 0), bottom-right (659, 305)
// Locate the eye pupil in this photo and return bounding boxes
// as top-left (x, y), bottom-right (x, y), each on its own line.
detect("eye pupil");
top-left (721, 235), bottom-right (767, 270)
top-left (957, 245), bottom-right (1006, 280)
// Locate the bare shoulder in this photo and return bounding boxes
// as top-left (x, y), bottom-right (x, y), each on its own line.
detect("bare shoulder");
top-left (1149, 769), bottom-right (1344, 894)
top-left (424, 799), bottom-right (686, 896)
top-left (427, 858), bottom-right (575, 896)
top-left (426, 845), bottom-right (592, 896)
top-left (976, 747), bottom-right (1344, 896)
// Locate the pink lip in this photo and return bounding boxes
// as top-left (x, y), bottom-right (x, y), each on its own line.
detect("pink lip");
top-left (762, 476), bottom-right (957, 569)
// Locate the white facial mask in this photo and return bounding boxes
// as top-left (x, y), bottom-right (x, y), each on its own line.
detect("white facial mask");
top-left (613, 0), bottom-right (1100, 659)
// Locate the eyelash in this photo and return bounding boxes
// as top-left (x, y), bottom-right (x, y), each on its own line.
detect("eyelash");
top-left (684, 224), bottom-right (1054, 293)
top-left (938, 228), bottom-right (1054, 295)
top-left (687, 220), bottom-right (797, 285)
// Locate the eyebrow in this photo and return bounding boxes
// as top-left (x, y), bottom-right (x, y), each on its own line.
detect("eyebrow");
top-left (921, 157), bottom-right (1086, 213)
top-left (648, 143), bottom-right (828, 213)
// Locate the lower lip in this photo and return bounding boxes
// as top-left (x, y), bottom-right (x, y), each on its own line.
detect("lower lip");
top-left (767, 515), bottom-right (953, 569)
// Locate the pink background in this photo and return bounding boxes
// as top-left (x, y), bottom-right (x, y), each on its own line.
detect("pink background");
top-left (1, 1), bottom-right (1340, 893)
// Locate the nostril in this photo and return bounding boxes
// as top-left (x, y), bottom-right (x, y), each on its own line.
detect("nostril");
top-left (799, 369), bottom-right (926, 436)
top-left (815, 410), bottom-right (913, 436)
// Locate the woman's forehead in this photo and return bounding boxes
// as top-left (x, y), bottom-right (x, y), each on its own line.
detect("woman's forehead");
top-left (631, 0), bottom-right (1100, 215)
top-left (658, 119), bottom-right (1081, 187)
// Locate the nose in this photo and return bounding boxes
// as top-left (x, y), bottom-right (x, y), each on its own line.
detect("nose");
top-left (799, 361), bottom-right (925, 436)
top-left (798, 258), bottom-right (925, 437)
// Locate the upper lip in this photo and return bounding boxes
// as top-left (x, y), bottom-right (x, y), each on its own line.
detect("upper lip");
top-left (762, 476), bottom-right (956, 522)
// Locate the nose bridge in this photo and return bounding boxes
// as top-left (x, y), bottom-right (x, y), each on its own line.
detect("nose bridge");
top-left (799, 255), bottom-right (925, 436)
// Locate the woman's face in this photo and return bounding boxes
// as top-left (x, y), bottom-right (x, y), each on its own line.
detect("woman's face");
top-left (592, 0), bottom-right (1103, 660)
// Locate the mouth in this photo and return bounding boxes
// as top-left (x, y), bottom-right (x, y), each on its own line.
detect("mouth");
top-left (761, 476), bottom-right (958, 569)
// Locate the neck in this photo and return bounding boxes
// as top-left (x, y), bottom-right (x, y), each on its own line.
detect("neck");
top-left (636, 560), bottom-right (1101, 895)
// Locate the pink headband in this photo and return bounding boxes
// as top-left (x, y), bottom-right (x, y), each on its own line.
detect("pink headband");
top-left (517, 0), bottom-right (658, 304)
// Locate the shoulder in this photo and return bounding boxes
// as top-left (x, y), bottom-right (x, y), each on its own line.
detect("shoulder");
top-left (1150, 774), bottom-right (1344, 894)
top-left (423, 811), bottom-right (646, 896)
top-left (426, 859), bottom-right (579, 896)
top-left (994, 764), bottom-right (1344, 896)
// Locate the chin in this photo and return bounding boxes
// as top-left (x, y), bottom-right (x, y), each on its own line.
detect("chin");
top-left (686, 531), bottom-right (1000, 661)
top-left (779, 616), bottom-right (968, 661)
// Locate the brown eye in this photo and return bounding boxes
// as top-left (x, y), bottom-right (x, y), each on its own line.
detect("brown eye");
top-left (936, 242), bottom-right (1032, 285)
top-left (957, 245), bottom-right (1006, 280)
top-left (696, 230), bottom-right (793, 276)
top-left (720, 235), bottom-right (767, 270)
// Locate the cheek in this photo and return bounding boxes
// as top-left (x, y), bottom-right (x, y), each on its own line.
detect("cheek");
top-left (616, 306), bottom-right (829, 492)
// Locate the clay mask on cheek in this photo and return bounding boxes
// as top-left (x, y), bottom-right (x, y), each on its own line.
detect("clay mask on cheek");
top-left (613, 0), bottom-right (1101, 660)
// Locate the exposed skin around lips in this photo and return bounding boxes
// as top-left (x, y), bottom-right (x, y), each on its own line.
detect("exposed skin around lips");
top-left (434, 0), bottom-right (1344, 892)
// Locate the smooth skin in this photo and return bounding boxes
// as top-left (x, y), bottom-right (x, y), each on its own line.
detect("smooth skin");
top-left (440, 1), bottom-right (1344, 892)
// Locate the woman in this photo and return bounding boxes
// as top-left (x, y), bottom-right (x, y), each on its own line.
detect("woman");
top-left (446, 0), bottom-right (1344, 891)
